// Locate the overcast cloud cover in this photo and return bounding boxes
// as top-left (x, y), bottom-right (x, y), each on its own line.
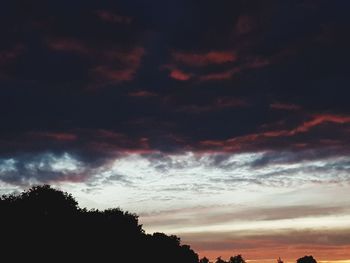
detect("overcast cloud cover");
top-left (1, 0), bottom-right (350, 261)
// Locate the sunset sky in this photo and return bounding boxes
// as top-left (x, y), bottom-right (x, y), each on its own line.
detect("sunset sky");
top-left (1, 1), bottom-right (350, 262)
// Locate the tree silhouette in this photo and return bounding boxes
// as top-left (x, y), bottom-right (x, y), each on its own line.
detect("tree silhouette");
top-left (297, 256), bottom-right (317, 263)
top-left (229, 255), bottom-right (246, 263)
top-left (200, 256), bottom-right (210, 263)
top-left (216, 256), bottom-right (228, 263)
top-left (0, 185), bottom-right (199, 263)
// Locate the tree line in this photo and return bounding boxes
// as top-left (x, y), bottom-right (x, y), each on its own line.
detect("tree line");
top-left (200, 255), bottom-right (317, 263)
top-left (0, 185), bottom-right (318, 263)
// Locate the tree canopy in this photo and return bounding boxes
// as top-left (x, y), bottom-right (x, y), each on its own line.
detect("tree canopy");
top-left (0, 185), bottom-right (198, 263)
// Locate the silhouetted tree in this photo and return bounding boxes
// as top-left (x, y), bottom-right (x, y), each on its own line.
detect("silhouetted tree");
top-left (229, 255), bottom-right (246, 263)
top-left (297, 256), bottom-right (317, 263)
top-left (216, 256), bottom-right (228, 263)
top-left (200, 256), bottom-right (210, 263)
top-left (277, 257), bottom-right (284, 263)
top-left (0, 185), bottom-right (199, 263)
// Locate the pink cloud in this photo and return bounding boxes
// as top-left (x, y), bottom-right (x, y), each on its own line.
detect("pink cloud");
top-left (198, 57), bottom-right (269, 82)
top-left (169, 69), bottom-right (192, 81)
top-left (172, 51), bottom-right (237, 67)
top-left (198, 113), bottom-right (350, 152)
top-left (293, 114), bottom-right (350, 134)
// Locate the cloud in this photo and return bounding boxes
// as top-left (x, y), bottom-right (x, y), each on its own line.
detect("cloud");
top-left (198, 68), bottom-right (240, 81)
top-left (92, 66), bottom-right (135, 82)
top-left (177, 97), bottom-right (249, 113)
top-left (293, 114), bottom-right (350, 134)
top-left (46, 38), bottom-right (89, 53)
top-left (91, 47), bottom-right (145, 85)
top-left (0, 153), bottom-right (86, 185)
top-left (172, 51), bottom-right (237, 67)
top-left (197, 57), bottom-right (269, 82)
top-left (28, 132), bottom-right (78, 141)
top-left (270, 102), bottom-right (302, 111)
top-left (169, 69), bottom-right (192, 81)
top-left (198, 113), bottom-right (350, 153)
top-left (128, 90), bottom-right (158, 97)
top-left (46, 37), bottom-right (145, 88)
top-left (141, 204), bottom-right (350, 231)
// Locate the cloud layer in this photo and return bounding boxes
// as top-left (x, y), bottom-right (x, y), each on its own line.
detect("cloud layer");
top-left (1, 0), bottom-right (350, 261)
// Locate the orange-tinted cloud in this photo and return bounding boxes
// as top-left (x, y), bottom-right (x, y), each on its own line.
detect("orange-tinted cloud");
top-left (169, 69), bottom-right (192, 81)
top-left (172, 51), bottom-right (237, 67)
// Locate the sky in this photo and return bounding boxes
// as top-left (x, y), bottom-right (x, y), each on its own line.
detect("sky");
top-left (1, 0), bottom-right (350, 262)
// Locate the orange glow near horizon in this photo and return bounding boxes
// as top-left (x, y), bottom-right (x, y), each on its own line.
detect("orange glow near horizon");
top-left (195, 246), bottom-right (350, 263)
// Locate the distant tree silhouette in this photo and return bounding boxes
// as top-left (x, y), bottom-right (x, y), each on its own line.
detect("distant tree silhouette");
top-left (229, 255), bottom-right (246, 263)
top-left (200, 256), bottom-right (210, 263)
top-left (297, 256), bottom-right (317, 263)
top-left (216, 256), bottom-right (228, 263)
top-left (277, 257), bottom-right (284, 263)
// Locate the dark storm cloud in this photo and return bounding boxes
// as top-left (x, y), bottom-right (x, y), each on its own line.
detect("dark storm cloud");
top-left (1, 0), bottom-right (350, 176)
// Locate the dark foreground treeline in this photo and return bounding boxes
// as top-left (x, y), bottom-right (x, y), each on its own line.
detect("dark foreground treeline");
top-left (0, 185), bottom-right (317, 263)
